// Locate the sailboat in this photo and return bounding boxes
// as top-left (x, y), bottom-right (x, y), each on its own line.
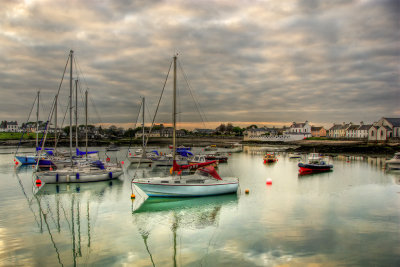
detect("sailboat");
top-left (14, 91), bottom-right (42, 165)
top-left (132, 55), bottom-right (239, 197)
top-left (128, 97), bottom-right (154, 164)
top-left (35, 50), bottom-right (123, 183)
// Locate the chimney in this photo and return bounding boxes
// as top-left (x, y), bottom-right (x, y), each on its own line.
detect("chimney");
top-left (360, 121), bottom-right (364, 126)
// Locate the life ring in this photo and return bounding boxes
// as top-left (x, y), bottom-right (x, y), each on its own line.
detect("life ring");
top-left (106, 157), bottom-right (110, 162)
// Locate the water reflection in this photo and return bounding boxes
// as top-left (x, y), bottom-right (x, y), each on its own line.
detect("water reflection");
top-left (132, 195), bottom-right (238, 267)
top-left (14, 170), bottom-right (122, 266)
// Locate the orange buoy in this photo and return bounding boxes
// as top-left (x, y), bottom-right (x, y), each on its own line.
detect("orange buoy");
top-left (131, 194), bottom-right (136, 199)
top-left (245, 189), bottom-right (250, 194)
top-left (266, 178), bottom-right (272, 185)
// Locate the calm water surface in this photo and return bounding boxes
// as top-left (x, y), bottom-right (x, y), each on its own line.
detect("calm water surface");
top-left (0, 146), bottom-right (399, 266)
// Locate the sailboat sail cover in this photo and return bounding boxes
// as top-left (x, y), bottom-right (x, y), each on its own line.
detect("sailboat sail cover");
top-left (172, 160), bottom-right (218, 172)
top-left (198, 166), bottom-right (222, 180)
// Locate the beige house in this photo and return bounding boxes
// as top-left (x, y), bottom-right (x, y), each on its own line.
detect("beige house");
top-left (311, 126), bottom-right (326, 137)
top-left (368, 117), bottom-right (400, 141)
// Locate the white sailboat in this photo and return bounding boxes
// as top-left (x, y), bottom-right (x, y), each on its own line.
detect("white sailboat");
top-left (132, 55), bottom-right (239, 197)
top-left (35, 50), bottom-right (123, 183)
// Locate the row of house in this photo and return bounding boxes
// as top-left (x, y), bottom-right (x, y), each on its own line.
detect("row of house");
top-left (135, 127), bottom-right (185, 138)
top-left (327, 117), bottom-right (400, 141)
top-left (244, 117), bottom-right (400, 142)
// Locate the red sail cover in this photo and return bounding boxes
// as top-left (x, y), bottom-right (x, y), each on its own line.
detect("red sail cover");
top-left (198, 166), bottom-right (222, 180)
top-left (172, 160), bottom-right (218, 172)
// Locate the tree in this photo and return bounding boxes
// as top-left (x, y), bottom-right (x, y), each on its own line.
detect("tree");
top-left (216, 123), bottom-right (226, 133)
top-left (232, 126), bottom-right (244, 136)
top-left (246, 124), bottom-right (258, 129)
top-left (226, 123), bottom-right (233, 133)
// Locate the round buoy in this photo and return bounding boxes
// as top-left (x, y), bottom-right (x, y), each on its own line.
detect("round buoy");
top-left (131, 194), bottom-right (136, 199)
top-left (266, 178), bottom-right (272, 185)
top-left (245, 189), bottom-right (250, 194)
top-left (106, 157), bottom-right (110, 162)
top-left (35, 179), bottom-right (42, 187)
top-left (49, 166), bottom-right (53, 171)
top-left (129, 153), bottom-right (131, 156)
top-left (121, 161), bottom-right (124, 165)
top-left (15, 161), bottom-right (19, 165)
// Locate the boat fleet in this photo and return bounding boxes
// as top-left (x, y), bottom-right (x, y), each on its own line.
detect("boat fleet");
top-left (12, 51), bottom-right (399, 201)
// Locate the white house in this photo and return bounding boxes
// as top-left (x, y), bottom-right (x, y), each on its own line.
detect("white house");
top-left (356, 123), bottom-right (372, 139)
top-left (6, 121), bottom-right (19, 132)
top-left (288, 121), bottom-right (311, 134)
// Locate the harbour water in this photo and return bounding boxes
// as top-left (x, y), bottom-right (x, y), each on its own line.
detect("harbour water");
top-left (0, 146), bottom-right (399, 266)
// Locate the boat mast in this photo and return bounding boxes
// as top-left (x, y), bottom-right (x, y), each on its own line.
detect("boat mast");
top-left (36, 91), bottom-right (40, 149)
top-left (172, 55), bottom-right (177, 163)
top-left (85, 90), bottom-right (88, 158)
top-left (75, 79), bottom-right (79, 149)
top-left (69, 50), bottom-right (73, 162)
top-left (142, 97), bottom-right (145, 150)
top-left (54, 94), bottom-right (57, 150)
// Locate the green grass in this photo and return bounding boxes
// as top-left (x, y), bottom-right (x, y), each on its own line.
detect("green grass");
top-left (0, 132), bottom-right (46, 140)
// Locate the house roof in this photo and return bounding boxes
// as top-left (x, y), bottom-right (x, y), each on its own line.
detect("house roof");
top-left (348, 125), bottom-right (360, 130)
top-left (291, 122), bottom-right (306, 128)
top-left (358, 124), bottom-right (372, 130)
top-left (311, 126), bottom-right (324, 131)
top-left (379, 125), bottom-right (392, 131)
top-left (384, 118), bottom-right (400, 127)
top-left (329, 124), bottom-right (342, 131)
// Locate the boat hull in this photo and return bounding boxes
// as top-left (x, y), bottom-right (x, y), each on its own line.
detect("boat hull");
top-left (15, 156), bottom-right (36, 165)
top-left (386, 162), bottom-right (400, 170)
top-left (133, 180), bottom-right (239, 197)
top-left (36, 169), bottom-right (123, 184)
top-left (298, 163), bottom-right (333, 174)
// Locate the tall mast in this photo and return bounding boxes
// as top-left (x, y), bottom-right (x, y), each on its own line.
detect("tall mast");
top-left (69, 50), bottom-right (73, 161)
top-left (142, 97), bottom-right (145, 149)
top-left (75, 79), bottom-right (79, 149)
top-left (36, 91), bottom-right (40, 149)
top-left (85, 90), bottom-right (88, 157)
top-left (54, 94), bottom-right (57, 149)
top-left (172, 55), bottom-right (177, 162)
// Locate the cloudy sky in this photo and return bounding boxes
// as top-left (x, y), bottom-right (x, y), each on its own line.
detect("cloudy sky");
top-left (1, 0), bottom-right (399, 129)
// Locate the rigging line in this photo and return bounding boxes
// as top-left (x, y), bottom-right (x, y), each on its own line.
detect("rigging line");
top-left (13, 172), bottom-right (41, 228)
top-left (74, 56), bottom-right (91, 95)
top-left (55, 96), bottom-right (70, 150)
top-left (33, 194), bottom-right (64, 266)
top-left (127, 99), bottom-right (143, 158)
top-left (178, 60), bottom-right (208, 128)
top-left (33, 95), bottom-right (57, 172)
top-left (14, 92), bottom-right (38, 157)
top-left (130, 59), bottom-right (173, 195)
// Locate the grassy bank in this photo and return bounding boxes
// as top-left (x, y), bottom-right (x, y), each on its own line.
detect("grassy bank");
top-left (0, 132), bottom-right (46, 140)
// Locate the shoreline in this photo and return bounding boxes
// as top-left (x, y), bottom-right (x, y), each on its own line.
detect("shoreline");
top-left (3, 137), bottom-right (399, 155)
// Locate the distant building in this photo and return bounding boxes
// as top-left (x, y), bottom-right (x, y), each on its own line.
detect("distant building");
top-left (355, 122), bottom-right (372, 139)
top-left (192, 128), bottom-right (215, 135)
top-left (345, 124), bottom-right (360, 138)
top-left (311, 126), bottom-right (326, 137)
top-left (244, 127), bottom-right (278, 138)
top-left (4, 121), bottom-right (19, 132)
top-left (368, 117), bottom-right (400, 141)
top-left (288, 121), bottom-right (311, 134)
